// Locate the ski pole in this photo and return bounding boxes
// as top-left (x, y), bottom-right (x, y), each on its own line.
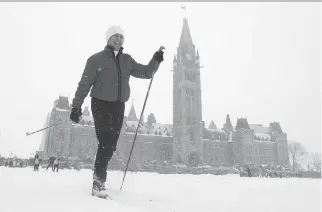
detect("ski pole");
top-left (26, 120), bottom-right (71, 136)
top-left (120, 46), bottom-right (165, 190)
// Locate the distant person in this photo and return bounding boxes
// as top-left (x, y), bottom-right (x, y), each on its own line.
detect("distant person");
top-left (34, 154), bottom-right (40, 171)
top-left (247, 166), bottom-right (251, 178)
top-left (53, 158), bottom-right (59, 172)
top-left (4, 160), bottom-right (8, 167)
top-left (9, 159), bottom-right (13, 167)
top-left (46, 155), bottom-right (56, 171)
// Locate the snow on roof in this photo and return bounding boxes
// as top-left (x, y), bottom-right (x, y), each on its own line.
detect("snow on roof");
top-left (254, 132), bottom-right (271, 140)
top-left (81, 115), bottom-right (94, 123)
top-left (126, 121), bottom-right (173, 136)
top-left (69, 114), bottom-right (174, 136)
top-left (126, 132), bottom-right (173, 138)
top-left (203, 139), bottom-right (228, 143)
top-left (208, 128), bottom-right (226, 134)
top-left (152, 123), bottom-right (172, 130)
top-left (249, 124), bottom-right (270, 134)
top-left (55, 108), bottom-right (69, 112)
top-left (255, 140), bottom-right (275, 144)
top-left (127, 120), bottom-right (139, 127)
top-left (71, 122), bottom-right (95, 127)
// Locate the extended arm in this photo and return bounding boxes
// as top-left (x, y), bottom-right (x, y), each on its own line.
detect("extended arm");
top-left (129, 55), bottom-right (159, 79)
top-left (72, 57), bottom-right (97, 109)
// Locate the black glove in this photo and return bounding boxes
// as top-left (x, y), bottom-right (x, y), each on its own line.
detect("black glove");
top-left (70, 107), bottom-right (82, 123)
top-left (153, 51), bottom-right (164, 63)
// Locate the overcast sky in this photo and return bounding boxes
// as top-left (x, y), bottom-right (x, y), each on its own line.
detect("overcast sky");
top-left (0, 2), bottom-right (320, 158)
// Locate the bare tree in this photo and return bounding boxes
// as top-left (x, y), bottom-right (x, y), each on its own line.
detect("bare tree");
top-left (288, 141), bottom-right (307, 170)
top-left (311, 152), bottom-right (321, 172)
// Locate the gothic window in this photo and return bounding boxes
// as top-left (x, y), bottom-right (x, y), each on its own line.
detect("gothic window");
top-left (189, 131), bottom-right (195, 141)
top-left (55, 119), bottom-right (61, 123)
top-left (55, 128), bottom-right (65, 141)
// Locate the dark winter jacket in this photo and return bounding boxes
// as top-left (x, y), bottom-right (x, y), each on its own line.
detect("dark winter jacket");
top-left (72, 45), bottom-right (159, 108)
top-left (49, 156), bottom-right (55, 164)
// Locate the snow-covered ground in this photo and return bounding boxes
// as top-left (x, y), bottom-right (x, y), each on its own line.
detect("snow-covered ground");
top-left (0, 167), bottom-right (320, 212)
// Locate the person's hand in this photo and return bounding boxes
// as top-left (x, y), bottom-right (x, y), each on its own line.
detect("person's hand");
top-left (153, 51), bottom-right (164, 63)
top-left (70, 107), bottom-right (82, 123)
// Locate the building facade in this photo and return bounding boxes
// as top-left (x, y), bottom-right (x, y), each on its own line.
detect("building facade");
top-left (39, 17), bottom-right (290, 169)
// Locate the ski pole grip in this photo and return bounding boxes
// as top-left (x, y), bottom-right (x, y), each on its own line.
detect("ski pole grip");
top-left (158, 46), bottom-right (165, 52)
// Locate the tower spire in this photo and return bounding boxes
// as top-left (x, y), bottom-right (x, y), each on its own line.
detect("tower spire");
top-left (127, 99), bottom-right (138, 122)
top-left (181, 6), bottom-right (187, 19)
top-left (179, 14), bottom-right (193, 49)
top-left (173, 11), bottom-right (203, 166)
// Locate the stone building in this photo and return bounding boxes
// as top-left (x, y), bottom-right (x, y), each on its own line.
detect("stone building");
top-left (39, 16), bottom-right (290, 169)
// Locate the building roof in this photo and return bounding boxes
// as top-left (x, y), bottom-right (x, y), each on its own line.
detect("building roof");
top-left (126, 121), bottom-right (173, 137)
top-left (207, 128), bottom-right (226, 134)
top-left (208, 120), bottom-right (217, 129)
top-left (54, 96), bottom-right (70, 110)
top-left (235, 118), bottom-right (251, 131)
top-left (81, 115), bottom-right (94, 123)
top-left (249, 124), bottom-right (270, 134)
top-left (269, 122), bottom-right (283, 133)
top-left (127, 102), bottom-right (138, 122)
top-left (179, 18), bottom-right (194, 49)
top-left (223, 114), bottom-right (233, 131)
top-left (254, 133), bottom-right (271, 141)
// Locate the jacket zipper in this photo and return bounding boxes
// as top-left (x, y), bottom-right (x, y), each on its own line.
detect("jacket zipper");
top-left (115, 53), bottom-right (122, 101)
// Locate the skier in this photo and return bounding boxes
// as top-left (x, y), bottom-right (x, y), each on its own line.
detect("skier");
top-left (9, 159), bottom-right (13, 167)
top-left (53, 158), bottom-right (59, 172)
top-left (70, 25), bottom-right (164, 198)
top-left (46, 155), bottom-right (56, 171)
top-left (34, 154), bottom-right (40, 171)
top-left (247, 166), bottom-right (251, 178)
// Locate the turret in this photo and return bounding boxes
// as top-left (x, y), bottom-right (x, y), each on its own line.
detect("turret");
top-left (235, 117), bottom-right (251, 131)
top-left (127, 100), bottom-right (138, 122)
top-left (83, 106), bottom-right (90, 116)
top-left (223, 114), bottom-right (233, 132)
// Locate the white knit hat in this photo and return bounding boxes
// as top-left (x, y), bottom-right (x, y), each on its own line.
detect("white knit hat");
top-left (106, 26), bottom-right (124, 43)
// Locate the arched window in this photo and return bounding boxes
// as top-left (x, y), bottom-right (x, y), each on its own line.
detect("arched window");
top-left (189, 131), bottom-right (195, 141)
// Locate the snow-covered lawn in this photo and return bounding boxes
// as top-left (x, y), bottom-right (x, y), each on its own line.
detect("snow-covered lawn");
top-left (0, 167), bottom-right (320, 212)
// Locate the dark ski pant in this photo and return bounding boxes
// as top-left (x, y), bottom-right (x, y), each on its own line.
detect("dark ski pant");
top-left (46, 162), bottom-right (54, 171)
top-left (53, 164), bottom-right (59, 172)
top-left (34, 164), bottom-right (39, 171)
top-left (91, 98), bottom-right (125, 183)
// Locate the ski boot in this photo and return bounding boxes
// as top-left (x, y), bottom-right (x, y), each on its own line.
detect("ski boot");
top-left (92, 177), bottom-right (110, 199)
